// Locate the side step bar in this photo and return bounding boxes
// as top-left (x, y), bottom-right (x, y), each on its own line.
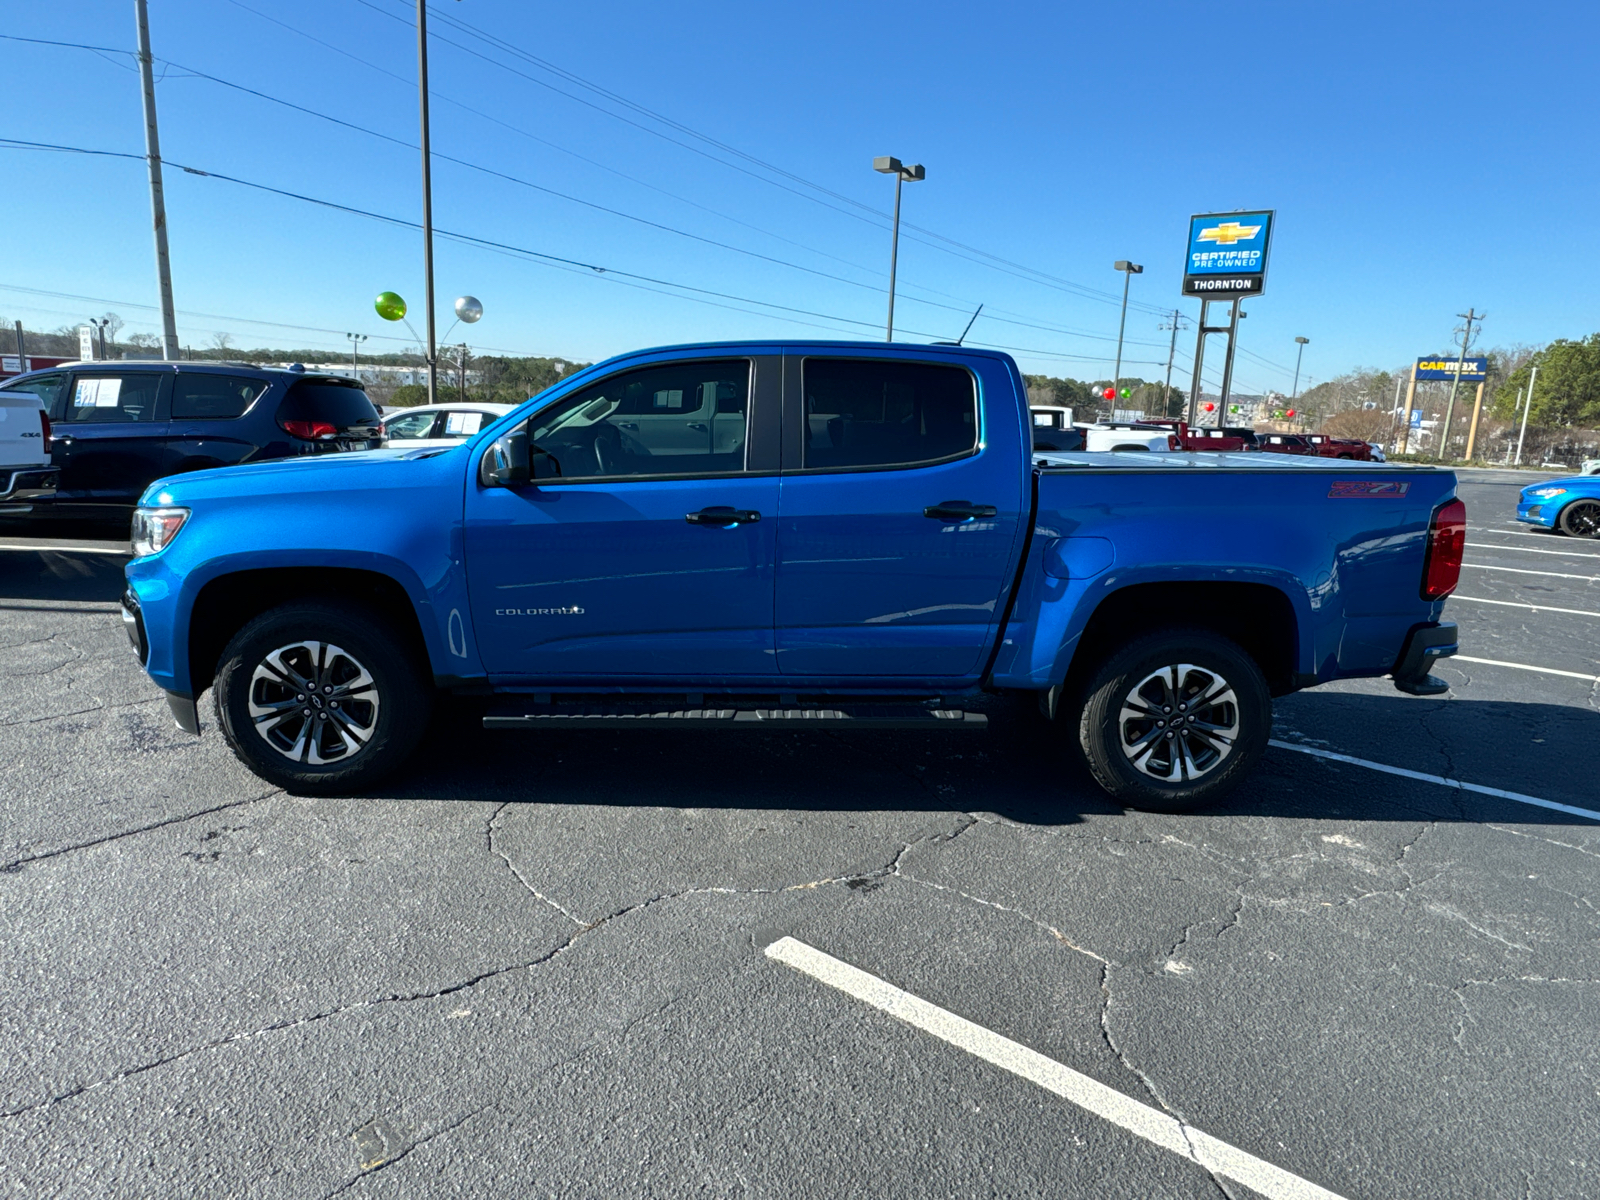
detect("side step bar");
top-left (483, 704), bottom-right (987, 732)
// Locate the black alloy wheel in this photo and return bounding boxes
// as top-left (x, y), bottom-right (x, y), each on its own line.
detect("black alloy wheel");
top-left (214, 601), bottom-right (431, 793)
top-left (1558, 499), bottom-right (1600, 539)
top-left (1074, 628), bottom-right (1271, 813)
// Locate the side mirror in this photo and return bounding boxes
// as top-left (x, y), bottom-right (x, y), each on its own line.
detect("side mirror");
top-left (479, 428), bottom-right (529, 487)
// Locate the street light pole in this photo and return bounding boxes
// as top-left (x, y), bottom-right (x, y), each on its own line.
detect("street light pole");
top-left (1515, 364), bottom-right (1538, 466)
top-left (346, 332), bottom-right (367, 380)
top-left (873, 157), bottom-right (925, 341)
top-left (1112, 261), bottom-right (1143, 393)
top-left (415, 0), bottom-right (439, 405)
top-left (133, 0), bottom-right (180, 360)
top-left (1291, 336), bottom-right (1309, 399)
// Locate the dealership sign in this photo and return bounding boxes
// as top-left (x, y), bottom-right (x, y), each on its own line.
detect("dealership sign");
top-left (1182, 211), bottom-right (1274, 298)
top-left (1414, 356), bottom-right (1488, 381)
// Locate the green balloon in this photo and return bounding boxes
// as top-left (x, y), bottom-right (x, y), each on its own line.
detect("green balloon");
top-left (375, 291), bottom-right (407, 321)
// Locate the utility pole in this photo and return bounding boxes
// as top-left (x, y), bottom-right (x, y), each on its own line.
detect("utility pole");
top-left (1439, 308), bottom-right (1482, 461)
top-left (12, 320), bottom-right (23, 366)
top-left (1515, 364), bottom-right (1538, 466)
top-left (415, 0), bottom-right (439, 404)
top-left (1159, 309), bottom-right (1187, 416)
top-left (133, 0), bottom-right (179, 359)
top-left (457, 343), bottom-right (469, 402)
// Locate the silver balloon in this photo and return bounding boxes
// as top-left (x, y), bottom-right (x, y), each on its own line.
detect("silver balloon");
top-left (454, 295), bottom-right (483, 324)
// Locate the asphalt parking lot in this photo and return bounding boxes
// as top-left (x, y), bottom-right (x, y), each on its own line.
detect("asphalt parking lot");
top-left (1, 467), bottom-right (1596, 1199)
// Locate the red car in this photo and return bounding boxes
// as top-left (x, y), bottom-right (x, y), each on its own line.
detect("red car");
top-left (1140, 418), bottom-right (1255, 452)
top-left (1304, 434), bottom-right (1374, 460)
top-left (1257, 433), bottom-right (1318, 456)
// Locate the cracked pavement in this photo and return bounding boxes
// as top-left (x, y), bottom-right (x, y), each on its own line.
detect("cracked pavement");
top-left (1, 472), bottom-right (1597, 1198)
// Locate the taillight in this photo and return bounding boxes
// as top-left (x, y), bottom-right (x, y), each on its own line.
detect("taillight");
top-left (1167, 434), bottom-right (1181, 451)
top-left (280, 419), bottom-right (338, 440)
top-left (39, 410), bottom-right (51, 450)
top-left (1422, 498), bottom-right (1466, 599)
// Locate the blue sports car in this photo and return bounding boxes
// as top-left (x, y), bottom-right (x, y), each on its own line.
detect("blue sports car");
top-left (1517, 475), bottom-right (1600, 537)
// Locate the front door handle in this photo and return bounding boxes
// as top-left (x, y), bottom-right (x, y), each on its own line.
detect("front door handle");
top-left (686, 422), bottom-right (707, 432)
top-left (924, 500), bottom-right (996, 521)
top-left (686, 506), bottom-right (761, 527)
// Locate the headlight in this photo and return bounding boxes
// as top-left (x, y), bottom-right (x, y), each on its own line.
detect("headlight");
top-left (1527, 486), bottom-right (1568, 498)
top-left (131, 506), bottom-right (191, 557)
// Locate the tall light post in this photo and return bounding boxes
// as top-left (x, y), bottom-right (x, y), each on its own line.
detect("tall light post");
top-left (414, 0), bottom-right (439, 404)
top-left (346, 332), bottom-right (368, 381)
top-left (872, 156), bottom-right (925, 341)
top-left (1111, 261), bottom-right (1143, 393)
top-left (1291, 336), bottom-right (1309, 398)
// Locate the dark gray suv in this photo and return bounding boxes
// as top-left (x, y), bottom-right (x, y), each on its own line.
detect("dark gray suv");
top-left (0, 361), bottom-right (384, 523)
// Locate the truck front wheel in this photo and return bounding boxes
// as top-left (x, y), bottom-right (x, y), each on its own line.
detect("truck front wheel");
top-left (1076, 629), bottom-right (1271, 813)
top-left (213, 601), bottom-right (432, 794)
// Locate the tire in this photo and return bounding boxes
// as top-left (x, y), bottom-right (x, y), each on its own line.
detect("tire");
top-left (1558, 499), bottom-right (1600, 539)
top-left (1076, 628), bottom-right (1271, 813)
top-left (213, 601), bottom-right (432, 794)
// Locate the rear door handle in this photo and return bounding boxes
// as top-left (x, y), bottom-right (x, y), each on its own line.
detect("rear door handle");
top-left (686, 506), bottom-right (761, 527)
top-left (924, 500), bottom-right (996, 521)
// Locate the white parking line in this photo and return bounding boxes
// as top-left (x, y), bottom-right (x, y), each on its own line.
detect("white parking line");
top-left (1452, 655), bottom-right (1599, 682)
top-left (764, 936), bottom-right (1348, 1200)
top-left (0, 542), bottom-right (130, 556)
top-left (1467, 541), bottom-right (1600, 560)
top-left (1451, 595), bottom-right (1600, 619)
top-left (1269, 740), bottom-right (1600, 822)
top-left (1461, 563), bottom-right (1599, 582)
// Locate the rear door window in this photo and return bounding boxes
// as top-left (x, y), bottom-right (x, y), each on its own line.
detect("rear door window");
top-left (802, 359), bottom-right (976, 470)
top-left (279, 381), bottom-right (380, 427)
top-left (66, 372), bottom-right (162, 423)
top-left (441, 410), bottom-right (490, 438)
top-left (173, 374), bottom-right (268, 419)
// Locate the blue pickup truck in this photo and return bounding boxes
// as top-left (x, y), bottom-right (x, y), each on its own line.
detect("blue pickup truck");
top-left (122, 341), bottom-right (1464, 811)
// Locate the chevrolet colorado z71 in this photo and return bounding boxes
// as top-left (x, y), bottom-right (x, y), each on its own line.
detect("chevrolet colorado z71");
top-left (122, 341), bottom-right (1464, 811)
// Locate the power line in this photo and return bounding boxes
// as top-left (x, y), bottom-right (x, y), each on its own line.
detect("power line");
top-left (343, 0), bottom-right (1180, 317)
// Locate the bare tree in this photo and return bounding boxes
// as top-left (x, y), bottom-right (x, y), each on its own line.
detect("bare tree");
top-left (210, 331), bottom-right (234, 353)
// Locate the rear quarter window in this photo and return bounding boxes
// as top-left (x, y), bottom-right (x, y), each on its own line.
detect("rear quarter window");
top-left (279, 381), bottom-right (380, 426)
top-left (173, 374), bottom-right (268, 419)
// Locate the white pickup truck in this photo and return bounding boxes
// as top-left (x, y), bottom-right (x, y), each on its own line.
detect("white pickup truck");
top-left (0, 377), bottom-right (59, 513)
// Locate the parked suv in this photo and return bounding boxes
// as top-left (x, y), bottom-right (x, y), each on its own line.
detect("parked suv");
top-left (0, 361), bottom-right (383, 523)
top-left (0, 378), bottom-right (58, 513)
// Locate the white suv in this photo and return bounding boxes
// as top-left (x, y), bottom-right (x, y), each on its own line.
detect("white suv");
top-left (0, 374), bottom-right (60, 512)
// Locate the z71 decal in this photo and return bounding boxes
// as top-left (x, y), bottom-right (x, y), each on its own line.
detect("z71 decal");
top-left (1329, 480), bottom-right (1411, 499)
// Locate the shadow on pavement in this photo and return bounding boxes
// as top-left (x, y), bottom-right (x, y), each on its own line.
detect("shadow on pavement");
top-left (377, 690), bottom-right (1600, 830)
top-left (0, 546), bottom-right (129, 605)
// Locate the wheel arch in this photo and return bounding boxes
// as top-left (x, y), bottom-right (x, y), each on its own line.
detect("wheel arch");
top-left (187, 566), bottom-right (432, 700)
top-left (1063, 580), bottom-right (1302, 701)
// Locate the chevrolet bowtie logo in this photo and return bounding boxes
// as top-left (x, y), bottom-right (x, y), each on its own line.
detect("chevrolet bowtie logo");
top-left (1197, 221), bottom-right (1262, 246)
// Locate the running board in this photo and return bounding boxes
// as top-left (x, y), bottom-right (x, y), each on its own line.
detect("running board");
top-left (483, 703), bottom-right (987, 732)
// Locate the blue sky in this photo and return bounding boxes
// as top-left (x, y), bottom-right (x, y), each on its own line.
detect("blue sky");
top-left (1, 0), bottom-right (1594, 396)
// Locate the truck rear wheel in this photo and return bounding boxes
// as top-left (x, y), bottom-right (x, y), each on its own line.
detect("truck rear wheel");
top-left (213, 601), bottom-right (432, 795)
top-left (1076, 629), bottom-right (1270, 813)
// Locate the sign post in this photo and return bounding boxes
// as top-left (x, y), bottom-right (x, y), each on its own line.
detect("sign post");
top-left (1182, 211), bottom-right (1273, 424)
top-left (1411, 356), bottom-right (1487, 458)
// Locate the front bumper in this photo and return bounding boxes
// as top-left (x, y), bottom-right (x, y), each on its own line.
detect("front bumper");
top-left (1391, 621), bottom-right (1458, 696)
top-left (1516, 497), bottom-right (1561, 527)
